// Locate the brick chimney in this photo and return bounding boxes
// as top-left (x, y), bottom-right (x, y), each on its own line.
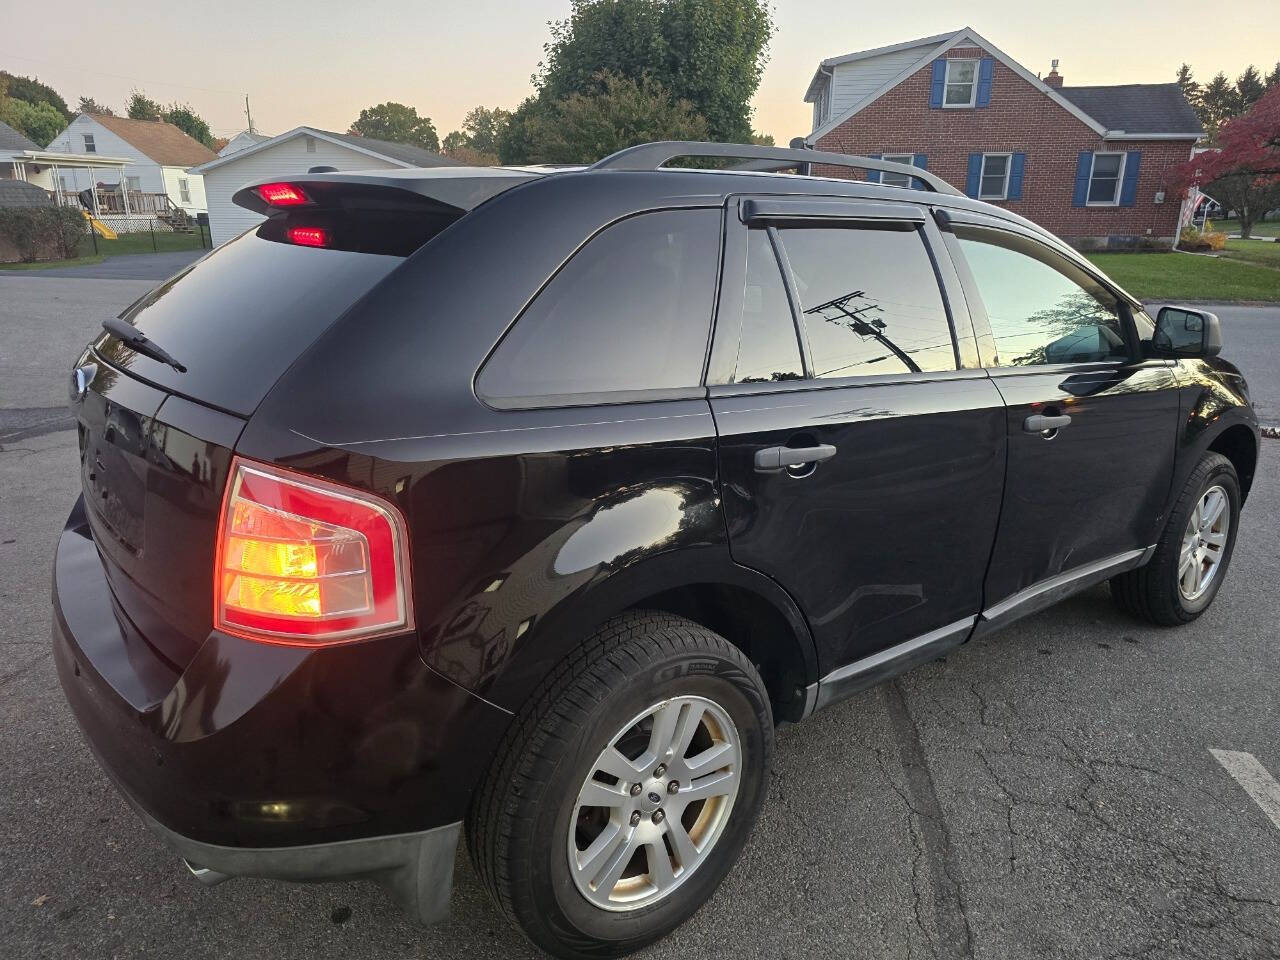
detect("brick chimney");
top-left (1044, 59), bottom-right (1064, 89)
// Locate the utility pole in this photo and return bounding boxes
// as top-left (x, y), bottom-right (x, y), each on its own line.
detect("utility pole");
top-left (244, 95), bottom-right (254, 134)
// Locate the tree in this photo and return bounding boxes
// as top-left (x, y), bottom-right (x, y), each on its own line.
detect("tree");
top-left (1267, 63), bottom-right (1280, 90)
top-left (459, 106), bottom-right (511, 155)
top-left (515, 71), bottom-right (708, 164)
top-left (1237, 65), bottom-right (1266, 112)
top-left (1167, 86), bottom-right (1280, 238)
top-left (163, 103), bottom-right (214, 147)
top-left (532, 0), bottom-right (773, 144)
top-left (348, 102), bottom-right (440, 151)
top-left (77, 96), bottom-right (114, 116)
top-left (1175, 63), bottom-right (1200, 109)
top-left (1197, 72), bottom-right (1240, 138)
top-left (127, 91), bottom-right (163, 121)
top-left (0, 98), bottom-right (65, 146)
top-left (442, 130), bottom-right (468, 154)
top-left (0, 71), bottom-right (70, 120)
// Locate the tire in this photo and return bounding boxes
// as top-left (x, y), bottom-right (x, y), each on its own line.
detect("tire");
top-left (467, 610), bottom-right (773, 959)
top-left (1110, 452), bottom-right (1241, 626)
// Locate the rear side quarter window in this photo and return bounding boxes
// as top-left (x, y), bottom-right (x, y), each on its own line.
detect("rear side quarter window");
top-left (477, 208), bottom-right (722, 408)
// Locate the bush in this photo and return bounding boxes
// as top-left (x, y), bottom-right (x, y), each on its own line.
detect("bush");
top-left (1179, 223), bottom-right (1227, 252)
top-left (0, 206), bottom-right (89, 262)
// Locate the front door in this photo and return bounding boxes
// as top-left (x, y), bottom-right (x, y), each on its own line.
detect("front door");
top-left (940, 221), bottom-right (1181, 612)
top-left (708, 199), bottom-right (1007, 676)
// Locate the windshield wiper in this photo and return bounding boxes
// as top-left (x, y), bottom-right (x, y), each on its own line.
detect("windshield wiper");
top-left (101, 316), bottom-right (187, 373)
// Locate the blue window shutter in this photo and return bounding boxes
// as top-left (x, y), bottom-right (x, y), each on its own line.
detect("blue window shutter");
top-left (1119, 151), bottom-right (1142, 207)
top-left (1008, 152), bottom-right (1025, 200)
top-left (976, 58), bottom-right (994, 107)
top-left (865, 154), bottom-right (881, 183)
top-left (1072, 151), bottom-right (1092, 207)
top-left (929, 60), bottom-right (946, 108)
top-left (965, 153), bottom-right (982, 198)
top-left (912, 154), bottom-right (927, 189)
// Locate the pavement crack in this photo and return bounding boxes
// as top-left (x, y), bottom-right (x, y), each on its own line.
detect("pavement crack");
top-left (883, 680), bottom-right (975, 960)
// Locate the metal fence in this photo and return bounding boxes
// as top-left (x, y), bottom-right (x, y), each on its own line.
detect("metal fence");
top-left (78, 215), bottom-right (211, 256)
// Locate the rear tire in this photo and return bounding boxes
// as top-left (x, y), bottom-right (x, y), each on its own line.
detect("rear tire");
top-left (467, 610), bottom-right (772, 959)
top-left (1110, 452), bottom-right (1240, 626)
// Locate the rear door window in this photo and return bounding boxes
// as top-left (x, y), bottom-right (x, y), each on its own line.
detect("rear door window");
top-left (477, 209), bottom-right (722, 406)
top-left (775, 223), bottom-right (957, 378)
top-left (731, 229), bottom-right (805, 384)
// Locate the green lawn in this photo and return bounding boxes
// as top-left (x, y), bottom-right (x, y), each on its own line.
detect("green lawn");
top-left (1210, 218), bottom-right (1280, 238)
top-left (1086, 251), bottom-right (1280, 302)
top-left (79, 230), bottom-right (207, 256)
top-left (0, 254), bottom-right (106, 272)
top-left (1220, 237), bottom-right (1280, 269)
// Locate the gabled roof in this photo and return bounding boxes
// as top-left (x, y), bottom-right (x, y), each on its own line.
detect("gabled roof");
top-left (88, 114), bottom-right (218, 166)
top-left (1058, 84), bottom-right (1202, 136)
top-left (804, 30), bottom-right (956, 102)
top-left (804, 27), bottom-right (1202, 145)
top-left (189, 126), bottom-right (453, 174)
top-left (0, 119), bottom-right (41, 154)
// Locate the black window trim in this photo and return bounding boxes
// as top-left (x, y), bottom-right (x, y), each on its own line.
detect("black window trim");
top-left (936, 215), bottom-right (1148, 372)
top-left (474, 204), bottom-right (726, 411)
top-left (709, 194), bottom-right (974, 396)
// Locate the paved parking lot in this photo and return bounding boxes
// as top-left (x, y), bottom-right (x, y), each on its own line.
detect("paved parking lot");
top-left (1, 269), bottom-right (1277, 960)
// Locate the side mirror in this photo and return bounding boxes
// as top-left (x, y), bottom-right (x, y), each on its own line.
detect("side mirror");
top-left (1152, 306), bottom-right (1222, 358)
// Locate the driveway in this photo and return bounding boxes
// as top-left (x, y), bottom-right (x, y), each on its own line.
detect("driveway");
top-left (10, 249), bottom-right (205, 281)
top-left (2, 279), bottom-right (1278, 960)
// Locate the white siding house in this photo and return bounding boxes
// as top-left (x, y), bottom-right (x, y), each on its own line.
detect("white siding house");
top-left (46, 114), bottom-right (216, 215)
top-left (218, 130), bottom-right (269, 157)
top-left (190, 127), bottom-right (452, 246)
top-left (805, 33), bottom-right (951, 134)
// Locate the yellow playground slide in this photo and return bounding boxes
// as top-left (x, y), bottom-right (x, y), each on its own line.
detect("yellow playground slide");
top-left (81, 211), bottom-right (118, 240)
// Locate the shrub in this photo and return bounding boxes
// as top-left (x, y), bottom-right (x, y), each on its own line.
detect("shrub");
top-left (1179, 224), bottom-right (1227, 252)
top-left (0, 206), bottom-right (90, 262)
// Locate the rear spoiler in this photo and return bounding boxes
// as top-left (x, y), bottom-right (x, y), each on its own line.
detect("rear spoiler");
top-left (233, 167), bottom-right (544, 217)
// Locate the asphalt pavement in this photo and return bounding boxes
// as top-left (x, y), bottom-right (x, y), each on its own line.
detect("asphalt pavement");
top-left (1, 274), bottom-right (1277, 959)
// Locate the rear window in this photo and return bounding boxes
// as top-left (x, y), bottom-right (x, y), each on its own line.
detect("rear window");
top-left (477, 208), bottom-right (722, 407)
top-left (98, 210), bottom-right (455, 416)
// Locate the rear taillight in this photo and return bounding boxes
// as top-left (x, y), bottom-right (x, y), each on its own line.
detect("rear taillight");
top-left (215, 457), bottom-right (413, 645)
top-left (286, 225), bottom-right (329, 248)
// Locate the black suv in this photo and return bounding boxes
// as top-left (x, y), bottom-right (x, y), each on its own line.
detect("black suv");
top-left (54, 143), bottom-right (1258, 958)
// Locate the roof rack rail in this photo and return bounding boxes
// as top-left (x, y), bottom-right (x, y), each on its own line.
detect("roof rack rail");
top-left (589, 141), bottom-right (963, 196)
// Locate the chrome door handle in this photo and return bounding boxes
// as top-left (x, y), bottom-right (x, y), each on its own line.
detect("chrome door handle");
top-left (1024, 414), bottom-right (1072, 433)
top-left (754, 444), bottom-right (837, 472)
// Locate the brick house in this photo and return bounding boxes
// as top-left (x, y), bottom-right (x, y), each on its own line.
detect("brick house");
top-left (802, 28), bottom-right (1203, 249)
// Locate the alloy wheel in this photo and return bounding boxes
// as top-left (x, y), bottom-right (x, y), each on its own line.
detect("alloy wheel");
top-left (567, 695), bottom-right (741, 912)
top-left (1178, 484), bottom-right (1230, 602)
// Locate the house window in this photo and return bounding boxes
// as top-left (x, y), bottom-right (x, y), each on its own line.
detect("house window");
top-left (979, 154), bottom-right (1010, 199)
top-left (83, 134), bottom-right (96, 153)
top-left (1087, 153), bottom-right (1125, 205)
top-left (126, 176), bottom-right (141, 192)
top-left (179, 179), bottom-right (191, 203)
top-left (880, 154), bottom-right (916, 188)
top-left (944, 60), bottom-right (978, 107)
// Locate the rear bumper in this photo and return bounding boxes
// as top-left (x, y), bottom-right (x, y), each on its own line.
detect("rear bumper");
top-left (52, 496), bottom-right (511, 921)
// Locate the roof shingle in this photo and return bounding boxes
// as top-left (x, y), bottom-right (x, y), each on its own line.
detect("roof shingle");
top-left (0, 119), bottom-right (42, 153)
top-left (1057, 83), bottom-right (1203, 136)
top-left (317, 130), bottom-right (453, 168)
top-left (90, 115), bottom-right (218, 166)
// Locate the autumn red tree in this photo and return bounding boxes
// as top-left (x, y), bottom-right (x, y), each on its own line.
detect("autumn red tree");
top-left (1168, 85), bottom-right (1280, 237)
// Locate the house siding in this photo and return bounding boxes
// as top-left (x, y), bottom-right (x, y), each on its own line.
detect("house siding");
top-left (813, 47), bottom-right (1195, 247)
top-left (46, 115), bottom-right (209, 214)
top-left (823, 43), bottom-right (947, 127)
top-left (201, 135), bottom-right (403, 246)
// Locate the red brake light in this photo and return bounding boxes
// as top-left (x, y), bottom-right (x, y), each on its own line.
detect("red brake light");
top-left (257, 182), bottom-right (310, 206)
top-left (286, 226), bottom-right (329, 248)
top-left (215, 458), bottom-right (413, 645)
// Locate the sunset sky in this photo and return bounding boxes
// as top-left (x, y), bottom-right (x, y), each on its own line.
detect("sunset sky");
top-left (4, 0), bottom-right (1278, 147)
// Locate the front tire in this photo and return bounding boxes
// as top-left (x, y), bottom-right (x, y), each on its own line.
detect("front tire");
top-left (1111, 452), bottom-right (1241, 625)
top-left (467, 611), bottom-right (773, 959)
